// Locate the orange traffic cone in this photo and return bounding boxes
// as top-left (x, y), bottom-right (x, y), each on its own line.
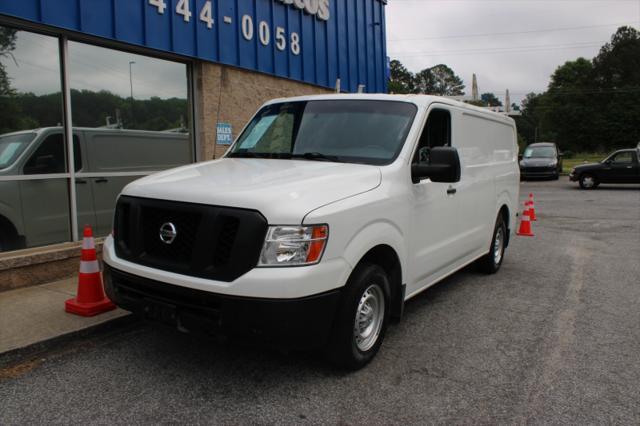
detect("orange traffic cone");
top-left (517, 202), bottom-right (535, 237)
top-left (527, 193), bottom-right (537, 221)
top-left (65, 225), bottom-right (116, 317)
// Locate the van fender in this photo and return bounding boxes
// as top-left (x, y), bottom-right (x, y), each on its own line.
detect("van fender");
top-left (495, 190), bottom-right (515, 243)
top-left (342, 220), bottom-right (406, 272)
top-left (339, 220), bottom-right (407, 319)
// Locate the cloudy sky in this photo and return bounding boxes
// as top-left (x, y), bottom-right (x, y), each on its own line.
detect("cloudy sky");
top-left (4, 30), bottom-right (188, 100)
top-left (386, 0), bottom-right (640, 105)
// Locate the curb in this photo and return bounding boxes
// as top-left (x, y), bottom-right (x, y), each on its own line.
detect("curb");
top-left (0, 314), bottom-right (139, 369)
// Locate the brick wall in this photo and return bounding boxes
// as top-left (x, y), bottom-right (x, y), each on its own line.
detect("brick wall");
top-left (194, 63), bottom-right (332, 160)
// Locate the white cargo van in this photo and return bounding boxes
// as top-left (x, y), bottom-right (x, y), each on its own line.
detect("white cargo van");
top-left (103, 95), bottom-right (520, 369)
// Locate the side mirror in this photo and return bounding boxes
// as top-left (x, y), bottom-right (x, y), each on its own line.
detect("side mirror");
top-left (518, 154), bottom-right (523, 161)
top-left (411, 146), bottom-right (461, 184)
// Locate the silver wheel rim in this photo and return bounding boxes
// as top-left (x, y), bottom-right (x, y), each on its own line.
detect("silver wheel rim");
top-left (354, 284), bottom-right (385, 352)
top-left (493, 227), bottom-right (504, 265)
top-left (582, 176), bottom-right (594, 188)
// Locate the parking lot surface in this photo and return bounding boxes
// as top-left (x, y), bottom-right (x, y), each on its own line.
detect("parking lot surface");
top-left (1, 180), bottom-right (639, 424)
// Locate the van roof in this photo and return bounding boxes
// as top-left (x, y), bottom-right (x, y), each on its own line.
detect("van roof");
top-left (1, 127), bottom-right (188, 137)
top-left (263, 94), bottom-right (516, 126)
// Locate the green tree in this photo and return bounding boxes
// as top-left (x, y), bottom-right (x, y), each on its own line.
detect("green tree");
top-left (426, 64), bottom-right (465, 96)
top-left (543, 58), bottom-right (595, 151)
top-left (411, 64), bottom-right (465, 96)
top-left (388, 59), bottom-right (415, 94)
top-left (516, 26), bottom-right (640, 153)
top-left (0, 27), bottom-right (17, 96)
top-left (480, 92), bottom-right (502, 107)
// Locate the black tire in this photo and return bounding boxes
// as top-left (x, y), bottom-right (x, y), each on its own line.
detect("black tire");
top-left (477, 214), bottom-right (507, 274)
top-left (578, 173), bottom-right (598, 189)
top-left (325, 263), bottom-right (391, 370)
top-left (0, 222), bottom-right (20, 252)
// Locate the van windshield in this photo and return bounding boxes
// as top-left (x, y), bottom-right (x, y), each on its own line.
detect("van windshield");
top-left (0, 133), bottom-right (36, 169)
top-left (524, 146), bottom-right (556, 159)
top-left (228, 100), bottom-right (418, 165)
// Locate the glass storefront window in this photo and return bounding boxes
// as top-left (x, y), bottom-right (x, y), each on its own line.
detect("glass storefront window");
top-left (67, 42), bottom-right (192, 238)
top-left (0, 25), bottom-right (193, 252)
top-left (0, 27), bottom-right (71, 251)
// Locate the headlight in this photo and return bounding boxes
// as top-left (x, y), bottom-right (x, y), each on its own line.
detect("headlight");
top-left (519, 161), bottom-right (525, 167)
top-left (549, 159), bottom-right (558, 166)
top-left (259, 225), bottom-right (328, 266)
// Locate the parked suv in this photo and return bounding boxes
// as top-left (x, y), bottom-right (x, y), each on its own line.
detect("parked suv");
top-left (519, 142), bottom-right (562, 180)
top-left (0, 127), bottom-right (190, 251)
top-left (103, 95), bottom-right (520, 369)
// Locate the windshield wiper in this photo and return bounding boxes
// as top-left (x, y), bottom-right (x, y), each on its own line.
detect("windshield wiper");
top-left (291, 152), bottom-right (340, 162)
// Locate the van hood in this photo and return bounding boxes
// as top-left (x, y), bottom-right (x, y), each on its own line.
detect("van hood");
top-left (122, 158), bottom-right (381, 224)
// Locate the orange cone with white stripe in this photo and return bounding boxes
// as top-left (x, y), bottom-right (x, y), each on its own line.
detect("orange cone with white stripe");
top-left (65, 225), bottom-right (116, 316)
top-left (517, 202), bottom-right (535, 237)
top-left (527, 193), bottom-right (537, 221)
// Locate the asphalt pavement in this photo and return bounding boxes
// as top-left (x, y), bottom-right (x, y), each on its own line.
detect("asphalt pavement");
top-left (1, 180), bottom-right (639, 424)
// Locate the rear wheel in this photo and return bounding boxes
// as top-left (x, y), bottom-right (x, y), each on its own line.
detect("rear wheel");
top-left (0, 222), bottom-right (21, 252)
top-left (477, 214), bottom-right (507, 274)
top-left (579, 173), bottom-right (598, 189)
top-left (325, 263), bottom-right (390, 370)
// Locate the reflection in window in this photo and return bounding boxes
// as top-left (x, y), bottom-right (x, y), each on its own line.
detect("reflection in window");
top-left (68, 41), bottom-right (190, 132)
top-left (0, 26), bottom-right (70, 251)
top-left (68, 42), bottom-right (192, 238)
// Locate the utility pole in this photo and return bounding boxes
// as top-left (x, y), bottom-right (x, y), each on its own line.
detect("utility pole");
top-left (129, 61), bottom-right (135, 127)
top-left (129, 61), bottom-right (135, 100)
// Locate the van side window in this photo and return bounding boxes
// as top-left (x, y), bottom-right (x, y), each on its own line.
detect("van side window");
top-left (23, 133), bottom-right (66, 175)
top-left (413, 109), bottom-right (451, 164)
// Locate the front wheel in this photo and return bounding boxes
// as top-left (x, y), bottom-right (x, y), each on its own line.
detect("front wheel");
top-left (325, 263), bottom-right (390, 370)
top-left (477, 214), bottom-right (507, 274)
top-left (579, 173), bottom-right (598, 189)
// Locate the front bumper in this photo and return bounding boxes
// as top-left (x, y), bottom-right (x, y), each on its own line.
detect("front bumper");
top-left (102, 235), bottom-right (351, 299)
top-left (520, 167), bottom-right (559, 178)
top-left (104, 264), bottom-right (341, 349)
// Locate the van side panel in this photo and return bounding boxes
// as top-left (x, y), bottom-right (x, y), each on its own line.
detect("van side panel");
top-left (85, 132), bottom-right (191, 172)
top-left (453, 110), bottom-right (517, 255)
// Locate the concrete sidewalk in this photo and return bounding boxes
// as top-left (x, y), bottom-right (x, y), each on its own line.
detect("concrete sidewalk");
top-left (0, 277), bottom-right (128, 355)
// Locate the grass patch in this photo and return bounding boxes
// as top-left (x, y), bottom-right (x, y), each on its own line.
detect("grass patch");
top-left (562, 153), bottom-right (605, 174)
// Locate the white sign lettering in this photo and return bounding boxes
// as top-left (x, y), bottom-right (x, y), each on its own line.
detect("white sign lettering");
top-left (276, 0), bottom-right (330, 21)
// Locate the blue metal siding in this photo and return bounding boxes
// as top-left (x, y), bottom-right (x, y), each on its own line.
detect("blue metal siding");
top-left (0, 0), bottom-right (388, 93)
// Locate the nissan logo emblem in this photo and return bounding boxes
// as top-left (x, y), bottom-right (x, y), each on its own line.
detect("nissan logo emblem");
top-left (159, 222), bottom-right (177, 245)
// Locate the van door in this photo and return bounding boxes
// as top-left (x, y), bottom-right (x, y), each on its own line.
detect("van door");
top-left (72, 131), bottom-right (99, 234)
top-left (19, 131), bottom-right (71, 246)
top-left (601, 151), bottom-right (637, 183)
top-left (408, 107), bottom-right (462, 294)
top-left (453, 111), bottom-right (504, 256)
top-left (85, 131), bottom-right (191, 236)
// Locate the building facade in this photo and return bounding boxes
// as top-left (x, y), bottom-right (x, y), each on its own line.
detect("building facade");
top-left (0, 0), bottom-right (388, 288)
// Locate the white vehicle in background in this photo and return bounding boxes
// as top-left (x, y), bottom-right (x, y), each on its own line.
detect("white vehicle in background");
top-left (103, 94), bottom-right (520, 369)
top-left (0, 127), bottom-right (190, 251)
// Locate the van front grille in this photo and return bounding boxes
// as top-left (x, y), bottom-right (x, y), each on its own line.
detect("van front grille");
top-left (114, 196), bottom-right (268, 282)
